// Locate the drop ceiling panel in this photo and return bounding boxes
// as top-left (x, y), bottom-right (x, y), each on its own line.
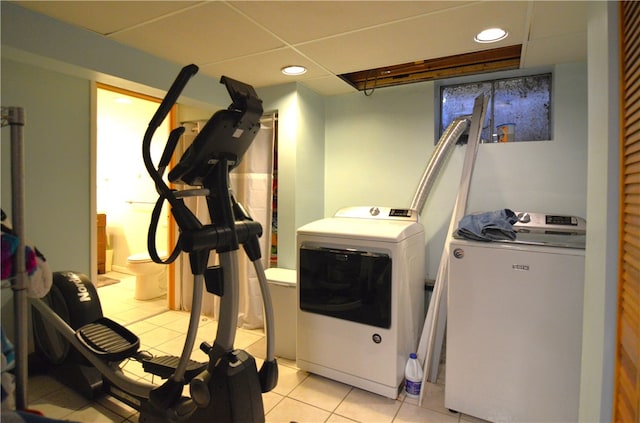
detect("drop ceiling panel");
top-left (522, 32), bottom-right (587, 68)
top-left (231, 1), bottom-right (472, 44)
top-left (297, 1), bottom-right (529, 74)
top-left (301, 76), bottom-right (358, 96)
top-left (13, 1), bottom-right (199, 34)
top-left (529, 1), bottom-right (589, 40)
top-left (198, 47), bottom-right (332, 89)
top-left (108, 2), bottom-right (284, 65)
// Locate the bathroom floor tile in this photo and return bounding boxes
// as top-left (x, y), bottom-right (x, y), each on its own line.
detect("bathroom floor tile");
top-left (265, 397), bottom-right (331, 423)
top-left (96, 394), bottom-right (138, 420)
top-left (270, 362), bottom-right (309, 397)
top-left (261, 391), bottom-right (284, 414)
top-left (234, 328), bottom-right (265, 350)
top-left (123, 319), bottom-right (157, 335)
top-left (334, 387), bottom-right (402, 423)
top-left (326, 413), bottom-right (360, 422)
top-left (26, 374), bottom-right (66, 403)
top-left (288, 373), bottom-right (352, 412)
top-left (244, 334), bottom-right (267, 360)
top-left (28, 386), bottom-right (90, 420)
top-left (137, 326), bottom-right (183, 348)
top-left (64, 401), bottom-right (128, 423)
top-left (144, 309), bottom-right (188, 327)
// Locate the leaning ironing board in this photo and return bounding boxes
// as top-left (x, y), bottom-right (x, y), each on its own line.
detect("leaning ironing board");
top-left (416, 94), bottom-right (488, 405)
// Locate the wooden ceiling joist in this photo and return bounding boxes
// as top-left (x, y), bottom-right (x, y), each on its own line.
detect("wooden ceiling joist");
top-left (339, 44), bottom-right (522, 91)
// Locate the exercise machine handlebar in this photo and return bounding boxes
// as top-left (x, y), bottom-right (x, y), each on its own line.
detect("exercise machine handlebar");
top-left (149, 64), bottom-right (199, 130)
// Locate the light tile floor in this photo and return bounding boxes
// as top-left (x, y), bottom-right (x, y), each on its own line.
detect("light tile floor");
top-left (25, 272), bottom-right (486, 423)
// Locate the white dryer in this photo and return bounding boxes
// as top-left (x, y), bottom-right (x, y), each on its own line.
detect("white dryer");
top-left (446, 212), bottom-right (586, 422)
top-left (296, 207), bottom-right (425, 398)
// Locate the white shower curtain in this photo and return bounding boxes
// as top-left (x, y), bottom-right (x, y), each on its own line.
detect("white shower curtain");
top-left (177, 115), bottom-right (275, 329)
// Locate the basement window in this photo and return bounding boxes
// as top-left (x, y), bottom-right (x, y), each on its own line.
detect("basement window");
top-left (439, 73), bottom-right (552, 143)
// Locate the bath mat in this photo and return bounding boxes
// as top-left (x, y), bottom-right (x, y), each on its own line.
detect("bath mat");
top-left (95, 275), bottom-right (120, 288)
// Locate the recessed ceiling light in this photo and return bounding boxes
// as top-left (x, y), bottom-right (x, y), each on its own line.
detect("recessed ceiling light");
top-left (281, 65), bottom-right (307, 76)
top-left (474, 28), bottom-right (508, 43)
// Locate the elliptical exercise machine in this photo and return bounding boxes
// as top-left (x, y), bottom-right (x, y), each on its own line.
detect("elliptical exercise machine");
top-left (31, 64), bottom-right (278, 422)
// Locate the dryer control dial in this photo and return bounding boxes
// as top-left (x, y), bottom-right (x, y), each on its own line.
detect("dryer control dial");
top-left (517, 212), bottom-right (531, 223)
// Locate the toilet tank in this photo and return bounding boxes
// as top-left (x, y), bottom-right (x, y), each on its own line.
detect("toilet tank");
top-left (265, 268), bottom-right (296, 360)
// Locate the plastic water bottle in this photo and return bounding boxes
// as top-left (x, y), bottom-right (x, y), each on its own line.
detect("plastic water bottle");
top-left (404, 353), bottom-right (423, 399)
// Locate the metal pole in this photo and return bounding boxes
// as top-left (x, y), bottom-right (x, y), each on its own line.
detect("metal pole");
top-left (4, 106), bottom-right (28, 410)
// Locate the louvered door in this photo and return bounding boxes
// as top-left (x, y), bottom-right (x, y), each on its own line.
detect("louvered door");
top-left (616, 2), bottom-right (640, 422)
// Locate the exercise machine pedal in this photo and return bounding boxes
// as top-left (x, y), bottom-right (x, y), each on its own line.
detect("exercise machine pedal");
top-left (76, 317), bottom-right (140, 361)
top-left (142, 355), bottom-right (208, 381)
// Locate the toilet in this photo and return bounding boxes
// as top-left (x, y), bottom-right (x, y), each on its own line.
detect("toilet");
top-left (127, 252), bottom-right (168, 300)
top-left (265, 267), bottom-right (297, 360)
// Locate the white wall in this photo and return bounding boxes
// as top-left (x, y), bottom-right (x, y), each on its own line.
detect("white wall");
top-left (325, 62), bottom-right (588, 279)
top-left (581, 2), bottom-right (619, 421)
top-left (0, 58), bottom-right (91, 341)
top-left (257, 82), bottom-right (325, 270)
top-left (294, 84), bottom-right (326, 246)
top-left (257, 84), bottom-right (298, 270)
top-left (1, 59), bottom-right (92, 274)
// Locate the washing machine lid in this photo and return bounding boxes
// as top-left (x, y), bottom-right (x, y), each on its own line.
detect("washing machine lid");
top-left (297, 214), bottom-right (424, 243)
top-left (500, 232), bottom-right (585, 249)
top-left (453, 212), bottom-right (586, 249)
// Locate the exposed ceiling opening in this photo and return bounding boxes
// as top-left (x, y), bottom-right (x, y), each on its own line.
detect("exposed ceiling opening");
top-left (339, 45), bottom-right (522, 92)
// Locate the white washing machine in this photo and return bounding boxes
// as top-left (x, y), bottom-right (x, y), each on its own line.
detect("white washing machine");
top-left (445, 212), bottom-right (586, 422)
top-left (296, 207), bottom-right (425, 398)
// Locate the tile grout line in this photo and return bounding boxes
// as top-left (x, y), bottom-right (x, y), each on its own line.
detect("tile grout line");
top-left (322, 385), bottom-right (356, 423)
top-left (122, 309), bottom-right (172, 327)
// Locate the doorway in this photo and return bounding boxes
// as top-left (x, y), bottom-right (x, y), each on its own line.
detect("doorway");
top-left (95, 85), bottom-right (171, 324)
top-left (174, 113), bottom-right (278, 329)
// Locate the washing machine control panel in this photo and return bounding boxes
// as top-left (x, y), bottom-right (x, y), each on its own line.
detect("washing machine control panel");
top-left (514, 212), bottom-right (586, 235)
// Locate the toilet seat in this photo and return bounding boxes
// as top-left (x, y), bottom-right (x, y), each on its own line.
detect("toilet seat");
top-left (265, 268), bottom-right (296, 287)
top-left (127, 252), bottom-right (168, 263)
